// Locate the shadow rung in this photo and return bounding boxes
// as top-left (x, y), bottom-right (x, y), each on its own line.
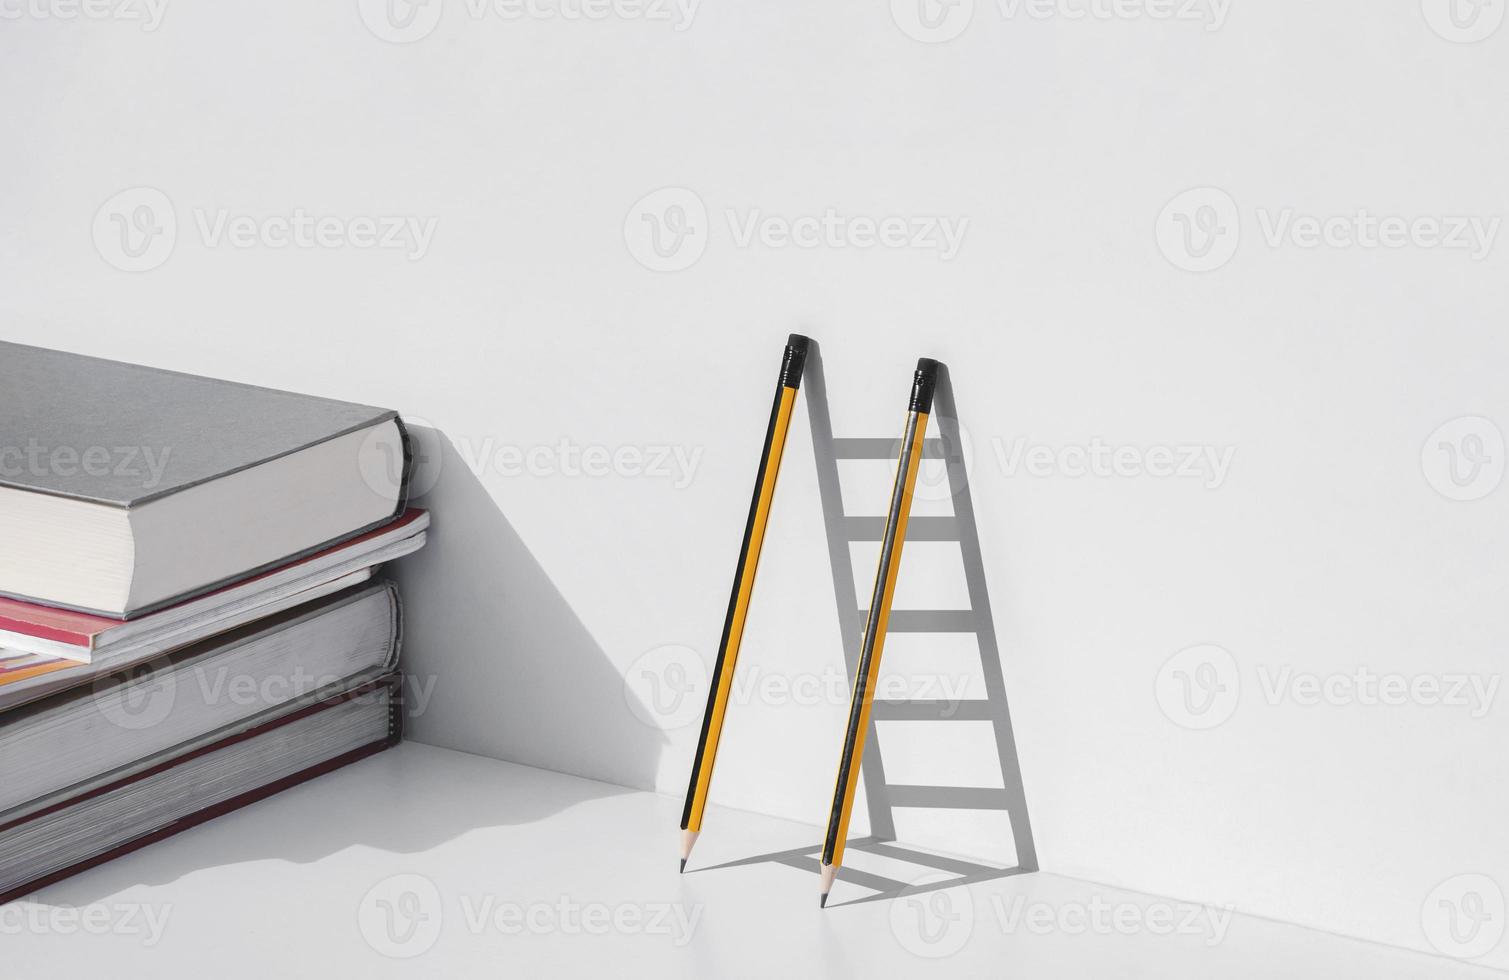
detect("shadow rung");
top-left (832, 437), bottom-right (951, 460)
top-left (871, 700), bottom-right (995, 722)
top-left (884, 785), bottom-right (1013, 810)
top-left (858, 610), bottom-right (979, 633)
top-left (858, 841), bottom-right (1013, 877)
top-left (842, 515), bottom-right (961, 542)
top-left (777, 854), bottom-right (907, 894)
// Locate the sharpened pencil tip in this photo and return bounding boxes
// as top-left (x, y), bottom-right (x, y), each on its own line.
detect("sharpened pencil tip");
top-left (679, 859), bottom-right (687, 874)
top-left (819, 893), bottom-right (829, 909)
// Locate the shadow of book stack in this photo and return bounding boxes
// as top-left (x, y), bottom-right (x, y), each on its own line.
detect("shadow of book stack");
top-left (706, 347), bottom-right (1037, 907)
top-left (0, 343), bottom-right (428, 903)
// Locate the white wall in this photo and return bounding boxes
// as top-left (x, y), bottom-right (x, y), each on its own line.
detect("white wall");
top-left (3, 0), bottom-right (1506, 967)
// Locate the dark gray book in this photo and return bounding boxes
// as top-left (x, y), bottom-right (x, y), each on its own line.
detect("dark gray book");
top-left (0, 581), bottom-right (402, 818)
top-left (0, 343), bottom-right (409, 617)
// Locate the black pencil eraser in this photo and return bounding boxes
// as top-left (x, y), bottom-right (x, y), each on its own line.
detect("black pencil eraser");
top-left (911, 358), bottom-right (940, 414)
top-left (782, 335), bottom-right (811, 389)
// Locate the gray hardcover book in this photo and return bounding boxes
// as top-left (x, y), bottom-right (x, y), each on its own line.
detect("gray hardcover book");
top-left (0, 580), bottom-right (402, 819)
top-left (0, 342), bottom-right (410, 617)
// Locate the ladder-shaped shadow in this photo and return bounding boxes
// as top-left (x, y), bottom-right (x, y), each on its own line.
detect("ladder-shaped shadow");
top-left (698, 837), bottom-right (1033, 908)
top-left (701, 343), bottom-right (1038, 906)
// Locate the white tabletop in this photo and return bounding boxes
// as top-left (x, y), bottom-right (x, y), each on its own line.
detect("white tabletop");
top-left (4, 743), bottom-right (1491, 978)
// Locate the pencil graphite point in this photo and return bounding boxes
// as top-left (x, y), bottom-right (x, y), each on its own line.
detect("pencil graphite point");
top-left (819, 862), bottom-right (837, 909)
top-left (679, 859), bottom-right (687, 874)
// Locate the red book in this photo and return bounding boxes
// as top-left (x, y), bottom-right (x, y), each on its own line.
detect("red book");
top-left (0, 508), bottom-right (427, 660)
top-left (0, 510), bottom-right (426, 714)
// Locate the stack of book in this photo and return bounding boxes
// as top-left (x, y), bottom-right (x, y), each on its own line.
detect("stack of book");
top-left (0, 343), bottom-right (429, 902)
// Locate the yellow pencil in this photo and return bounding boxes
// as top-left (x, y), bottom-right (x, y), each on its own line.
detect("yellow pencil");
top-left (680, 335), bottom-right (810, 871)
top-left (819, 357), bottom-right (938, 907)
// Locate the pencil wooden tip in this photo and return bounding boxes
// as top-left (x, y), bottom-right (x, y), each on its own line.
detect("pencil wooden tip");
top-left (819, 862), bottom-right (837, 907)
top-left (680, 829), bottom-right (700, 865)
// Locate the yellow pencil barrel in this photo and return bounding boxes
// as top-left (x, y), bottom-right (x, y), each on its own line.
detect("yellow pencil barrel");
top-left (681, 336), bottom-right (810, 833)
top-left (822, 358), bottom-right (939, 870)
